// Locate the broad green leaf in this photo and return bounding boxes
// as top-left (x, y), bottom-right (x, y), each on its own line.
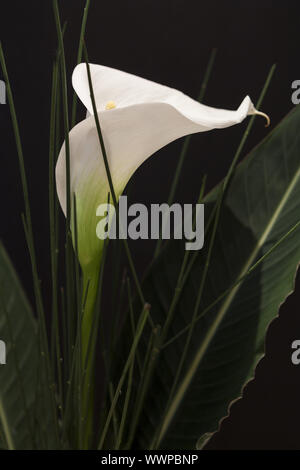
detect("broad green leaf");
top-left (127, 105), bottom-right (300, 449)
top-left (0, 242), bottom-right (40, 449)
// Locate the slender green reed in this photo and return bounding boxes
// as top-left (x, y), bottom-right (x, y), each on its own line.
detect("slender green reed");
top-left (98, 303), bottom-right (150, 449)
top-left (71, 0), bottom-right (91, 127)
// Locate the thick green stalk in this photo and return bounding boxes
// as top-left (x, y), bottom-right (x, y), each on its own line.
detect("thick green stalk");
top-left (81, 261), bottom-right (101, 448)
top-left (81, 264), bottom-right (101, 367)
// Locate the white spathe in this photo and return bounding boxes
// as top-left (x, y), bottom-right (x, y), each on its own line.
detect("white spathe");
top-left (56, 63), bottom-right (267, 269)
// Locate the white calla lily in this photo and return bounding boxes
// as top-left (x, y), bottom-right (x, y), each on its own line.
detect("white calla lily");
top-left (56, 63), bottom-right (269, 274)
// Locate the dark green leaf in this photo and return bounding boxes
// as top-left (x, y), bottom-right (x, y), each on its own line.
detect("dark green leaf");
top-left (128, 106), bottom-right (300, 449)
top-left (0, 243), bottom-right (40, 449)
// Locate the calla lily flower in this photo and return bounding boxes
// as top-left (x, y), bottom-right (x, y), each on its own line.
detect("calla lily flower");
top-left (56, 63), bottom-right (268, 275)
top-left (55, 63), bottom-right (269, 439)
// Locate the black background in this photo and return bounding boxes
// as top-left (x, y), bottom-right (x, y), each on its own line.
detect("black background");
top-left (1, 0), bottom-right (300, 449)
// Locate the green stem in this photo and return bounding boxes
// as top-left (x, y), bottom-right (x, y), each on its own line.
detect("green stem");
top-left (81, 261), bottom-right (101, 448)
top-left (82, 265), bottom-right (100, 364)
